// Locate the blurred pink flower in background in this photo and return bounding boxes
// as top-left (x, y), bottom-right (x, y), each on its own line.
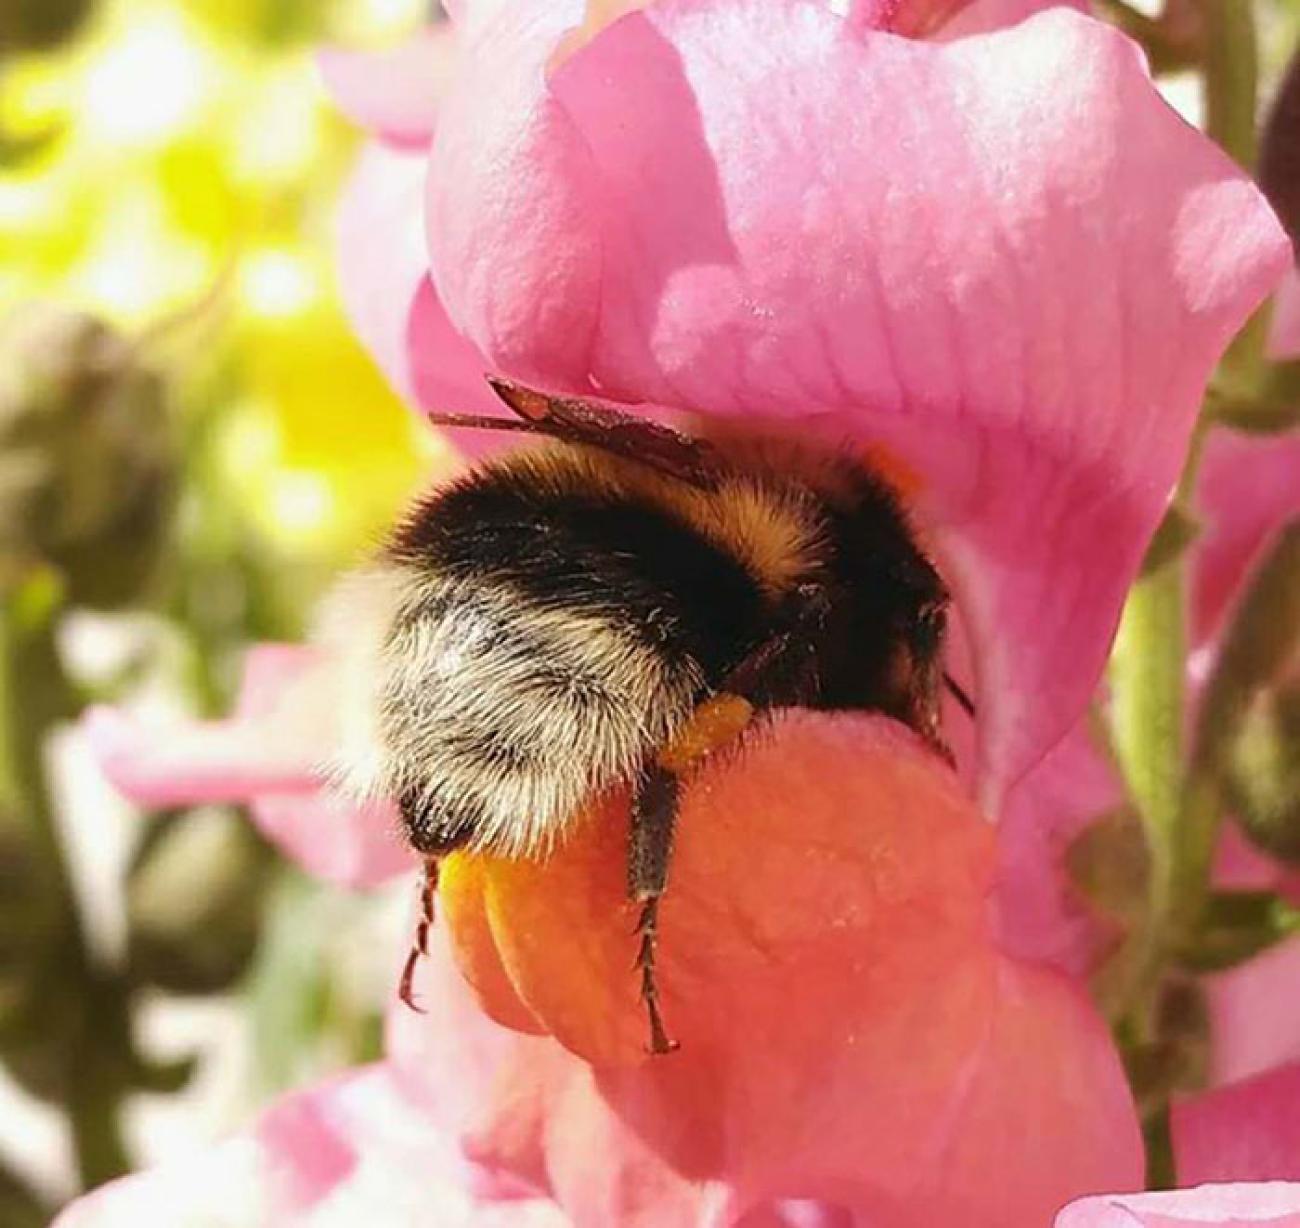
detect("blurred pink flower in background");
top-left (61, 0), bottom-right (1294, 1223)
top-left (85, 645), bottom-right (411, 889)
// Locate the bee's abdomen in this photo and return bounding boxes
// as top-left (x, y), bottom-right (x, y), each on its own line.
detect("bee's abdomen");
top-left (378, 475), bottom-right (770, 857)
top-left (389, 475), bottom-right (769, 679)
top-left (376, 578), bottom-right (691, 856)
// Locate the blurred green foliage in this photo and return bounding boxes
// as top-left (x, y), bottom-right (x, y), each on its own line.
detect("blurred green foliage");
top-left (0, 0), bottom-right (447, 1214)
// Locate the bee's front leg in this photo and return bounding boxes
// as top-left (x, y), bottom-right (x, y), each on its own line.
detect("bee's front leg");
top-left (629, 765), bottom-right (681, 1056)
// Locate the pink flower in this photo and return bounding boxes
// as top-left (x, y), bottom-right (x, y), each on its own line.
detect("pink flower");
top-left (84, 645), bottom-right (412, 889)
top-left (53, 1063), bottom-right (575, 1227)
top-left (72, 716), bottom-right (1142, 1226)
top-left (68, 0), bottom-right (1292, 1224)
top-left (335, 0), bottom-right (1284, 811)
top-left (1192, 428), bottom-right (1300, 648)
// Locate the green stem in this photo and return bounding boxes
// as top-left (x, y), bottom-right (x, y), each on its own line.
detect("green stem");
top-left (1095, 0), bottom-right (1201, 73)
top-left (0, 578), bottom-right (133, 1189)
top-left (1143, 1102), bottom-right (1176, 1190)
top-left (1201, 0), bottom-right (1267, 388)
top-left (1105, 417), bottom-right (1217, 1026)
top-left (1109, 553), bottom-right (1187, 981)
top-left (1201, 0), bottom-right (1258, 170)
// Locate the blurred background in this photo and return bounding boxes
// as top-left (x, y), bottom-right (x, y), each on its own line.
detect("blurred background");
top-left (3, 0), bottom-right (1300, 1222)
top-left (0, 0), bottom-right (452, 1221)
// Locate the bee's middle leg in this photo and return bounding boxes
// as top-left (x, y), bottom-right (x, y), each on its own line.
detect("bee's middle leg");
top-left (629, 765), bottom-right (680, 1055)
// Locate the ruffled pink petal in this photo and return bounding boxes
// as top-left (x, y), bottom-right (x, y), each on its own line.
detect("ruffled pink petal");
top-left (993, 716), bottom-right (1121, 975)
top-left (317, 26), bottom-right (458, 148)
top-left (1055, 1184), bottom-right (1300, 1226)
top-left (53, 1065), bottom-right (575, 1227)
top-left (84, 646), bottom-right (411, 890)
top-left (334, 142), bottom-right (513, 462)
top-left (1174, 1063), bottom-right (1300, 1186)
top-left (427, 1), bottom-right (1288, 804)
top-left (1192, 428), bottom-right (1300, 646)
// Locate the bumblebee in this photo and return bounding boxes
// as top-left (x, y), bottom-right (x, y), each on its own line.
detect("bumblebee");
top-left (320, 379), bottom-right (966, 1054)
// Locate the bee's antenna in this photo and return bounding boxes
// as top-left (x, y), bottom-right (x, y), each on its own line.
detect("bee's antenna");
top-left (423, 411), bottom-right (540, 436)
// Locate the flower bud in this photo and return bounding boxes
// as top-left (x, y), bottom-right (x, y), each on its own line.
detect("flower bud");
top-left (1228, 685), bottom-right (1300, 864)
top-left (0, 304), bottom-right (176, 608)
top-left (126, 808), bottom-right (276, 995)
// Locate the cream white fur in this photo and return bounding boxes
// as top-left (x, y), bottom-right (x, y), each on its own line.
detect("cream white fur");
top-left (315, 562), bottom-right (699, 857)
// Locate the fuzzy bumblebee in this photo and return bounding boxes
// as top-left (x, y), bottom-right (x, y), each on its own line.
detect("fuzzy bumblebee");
top-left (320, 379), bottom-right (963, 1054)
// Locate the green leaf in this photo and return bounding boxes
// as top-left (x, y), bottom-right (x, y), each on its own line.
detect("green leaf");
top-left (1206, 396), bottom-right (1300, 434)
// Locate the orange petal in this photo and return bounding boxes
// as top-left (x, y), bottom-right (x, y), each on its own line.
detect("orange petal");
top-left (442, 711), bottom-right (994, 1067)
top-left (440, 853), bottom-right (545, 1036)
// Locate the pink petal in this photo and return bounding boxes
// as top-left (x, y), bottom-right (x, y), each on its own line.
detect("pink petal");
top-left (1174, 1063), bottom-right (1300, 1186)
top-left (993, 716), bottom-right (1121, 975)
top-left (317, 26), bottom-right (458, 148)
top-left (84, 647), bottom-right (411, 890)
top-left (934, 0), bottom-right (1087, 39)
top-left (427, 2), bottom-right (1288, 803)
top-left (1266, 269), bottom-right (1300, 360)
top-left (843, 0), bottom-right (970, 35)
top-left (1203, 935), bottom-right (1300, 1088)
top-left (334, 142), bottom-right (512, 461)
top-left (53, 1065), bottom-right (575, 1227)
top-left (1191, 428), bottom-right (1300, 646)
top-left (1055, 1184), bottom-right (1300, 1226)
top-left (1211, 825), bottom-right (1300, 907)
top-left (251, 792), bottom-right (412, 888)
top-left (846, 0), bottom-right (1085, 37)
top-left (83, 705), bottom-right (319, 806)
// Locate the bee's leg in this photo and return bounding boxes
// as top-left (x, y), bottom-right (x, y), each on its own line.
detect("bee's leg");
top-left (629, 765), bottom-right (681, 1055)
top-left (399, 856), bottom-right (440, 1012)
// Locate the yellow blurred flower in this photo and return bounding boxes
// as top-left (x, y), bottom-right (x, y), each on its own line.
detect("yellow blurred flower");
top-left (1, 0), bottom-right (442, 558)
